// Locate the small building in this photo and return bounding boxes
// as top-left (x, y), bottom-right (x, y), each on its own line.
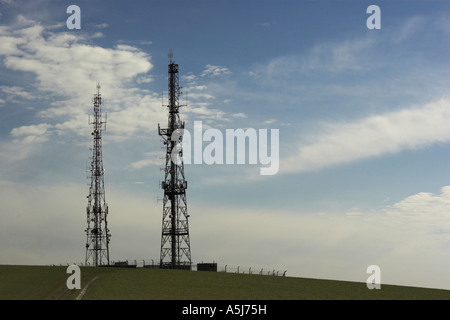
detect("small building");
top-left (197, 263), bottom-right (217, 272)
top-left (113, 261), bottom-right (136, 268)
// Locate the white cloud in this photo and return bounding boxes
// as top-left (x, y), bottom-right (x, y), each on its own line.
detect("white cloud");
top-left (192, 85), bottom-right (207, 91)
top-left (180, 68), bottom-right (249, 124)
top-left (0, 139), bottom-right (39, 168)
top-left (46, 22), bottom-right (65, 30)
top-left (232, 113), bottom-right (247, 119)
top-left (188, 92), bottom-right (215, 100)
top-left (0, 16), bottom-right (152, 97)
top-left (136, 76), bottom-right (153, 84)
top-left (130, 151), bottom-right (164, 169)
top-left (256, 21), bottom-right (275, 27)
top-left (105, 93), bottom-right (166, 141)
top-left (383, 186), bottom-right (450, 236)
top-left (0, 34), bottom-right (26, 55)
top-left (182, 73), bottom-right (197, 83)
top-left (394, 16), bottom-right (426, 43)
top-left (10, 123), bottom-right (52, 143)
top-left (251, 38), bottom-right (374, 83)
top-left (281, 98), bottom-right (450, 173)
top-left (91, 32), bottom-right (104, 39)
top-left (201, 64), bottom-right (231, 77)
top-left (93, 23), bottom-right (109, 29)
top-left (263, 118), bottom-right (276, 125)
top-left (0, 15), bottom-right (241, 151)
top-left (130, 158), bottom-right (160, 169)
top-left (186, 104), bottom-right (228, 121)
top-left (0, 16), bottom-right (155, 144)
top-left (0, 85), bottom-right (33, 99)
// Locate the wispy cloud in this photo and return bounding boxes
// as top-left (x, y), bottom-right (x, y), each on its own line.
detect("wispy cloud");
top-left (250, 38), bottom-right (375, 83)
top-left (181, 66), bottom-right (245, 124)
top-left (130, 151), bottom-right (164, 169)
top-left (10, 123), bottom-right (52, 143)
top-left (0, 85), bottom-right (34, 100)
top-left (281, 98), bottom-right (450, 173)
top-left (201, 64), bottom-right (231, 77)
top-left (394, 16), bottom-right (426, 43)
top-left (256, 21), bottom-right (275, 27)
top-left (92, 22), bottom-right (109, 29)
top-left (183, 64), bottom-right (232, 84)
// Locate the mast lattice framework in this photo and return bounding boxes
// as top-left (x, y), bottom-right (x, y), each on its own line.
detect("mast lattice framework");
top-left (85, 83), bottom-right (110, 266)
top-left (158, 52), bottom-right (192, 269)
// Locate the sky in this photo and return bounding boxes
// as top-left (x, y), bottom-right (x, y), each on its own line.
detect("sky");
top-left (0, 0), bottom-right (449, 290)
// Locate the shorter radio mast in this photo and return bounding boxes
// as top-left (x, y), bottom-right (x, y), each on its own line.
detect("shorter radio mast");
top-left (85, 83), bottom-right (110, 266)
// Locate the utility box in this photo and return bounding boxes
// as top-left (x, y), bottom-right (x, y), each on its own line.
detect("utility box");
top-left (113, 261), bottom-right (136, 268)
top-left (197, 263), bottom-right (217, 272)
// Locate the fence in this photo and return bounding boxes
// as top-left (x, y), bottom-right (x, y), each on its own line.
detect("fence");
top-left (51, 259), bottom-right (287, 277)
top-left (217, 264), bottom-right (287, 277)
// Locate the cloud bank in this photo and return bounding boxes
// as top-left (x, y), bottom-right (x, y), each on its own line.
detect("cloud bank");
top-left (1, 178), bottom-right (448, 289)
top-left (0, 15), bottom-right (163, 143)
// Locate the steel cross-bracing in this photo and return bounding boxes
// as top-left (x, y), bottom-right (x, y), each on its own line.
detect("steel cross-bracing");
top-left (158, 52), bottom-right (192, 269)
top-left (85, 84), bottom-right (110, 266)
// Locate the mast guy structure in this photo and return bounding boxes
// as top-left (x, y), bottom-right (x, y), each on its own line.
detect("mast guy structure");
top-left (158, 51), bottom-right (192, 269)
top-left (85, 83), bottom-right (110, 266)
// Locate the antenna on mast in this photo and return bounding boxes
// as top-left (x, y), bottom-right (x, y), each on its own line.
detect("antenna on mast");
top-left (168, 49), bottom-right (174, 63)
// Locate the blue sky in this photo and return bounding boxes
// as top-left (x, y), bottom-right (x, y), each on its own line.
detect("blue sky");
top-left (0, 0), bottom-right (449, 290)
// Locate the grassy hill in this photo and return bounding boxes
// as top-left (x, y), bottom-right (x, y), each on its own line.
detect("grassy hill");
top-left (0, 264), bottom-right (449, 300)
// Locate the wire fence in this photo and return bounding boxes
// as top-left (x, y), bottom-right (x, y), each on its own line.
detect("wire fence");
top-left (217, 264), bottom-right (287, 277)
top-left (51, 259), bottom-right (287, 277)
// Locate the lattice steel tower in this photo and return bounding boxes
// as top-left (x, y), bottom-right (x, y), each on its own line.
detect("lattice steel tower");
top-left (158, 51), bottom-right (192, 269)
top-left (85, 83), bottom-right (110, 266)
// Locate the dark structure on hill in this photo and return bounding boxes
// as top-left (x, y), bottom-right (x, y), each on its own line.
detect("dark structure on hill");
top-left (85, 84), bottom-right (111, 266)
top-left (158, 51), bottom-right (192, 269)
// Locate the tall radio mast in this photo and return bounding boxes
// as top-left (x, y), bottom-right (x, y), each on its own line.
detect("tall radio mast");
top-left (158, 51), bottom-right (192, 269)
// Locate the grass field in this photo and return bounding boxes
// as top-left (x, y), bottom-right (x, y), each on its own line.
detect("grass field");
top-left (0, 264), bottom-right (449, 300)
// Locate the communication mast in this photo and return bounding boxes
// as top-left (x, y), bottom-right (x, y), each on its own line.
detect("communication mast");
top-left (158, 51), bottom-right (192, 269)
top-left (85, 83), bottom-right (111, 266)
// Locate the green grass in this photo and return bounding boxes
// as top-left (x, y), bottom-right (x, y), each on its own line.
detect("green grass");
top-left (0, 265), bottom-right (111, 300)
top-left (0, 265), bottom-right (449, 300)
